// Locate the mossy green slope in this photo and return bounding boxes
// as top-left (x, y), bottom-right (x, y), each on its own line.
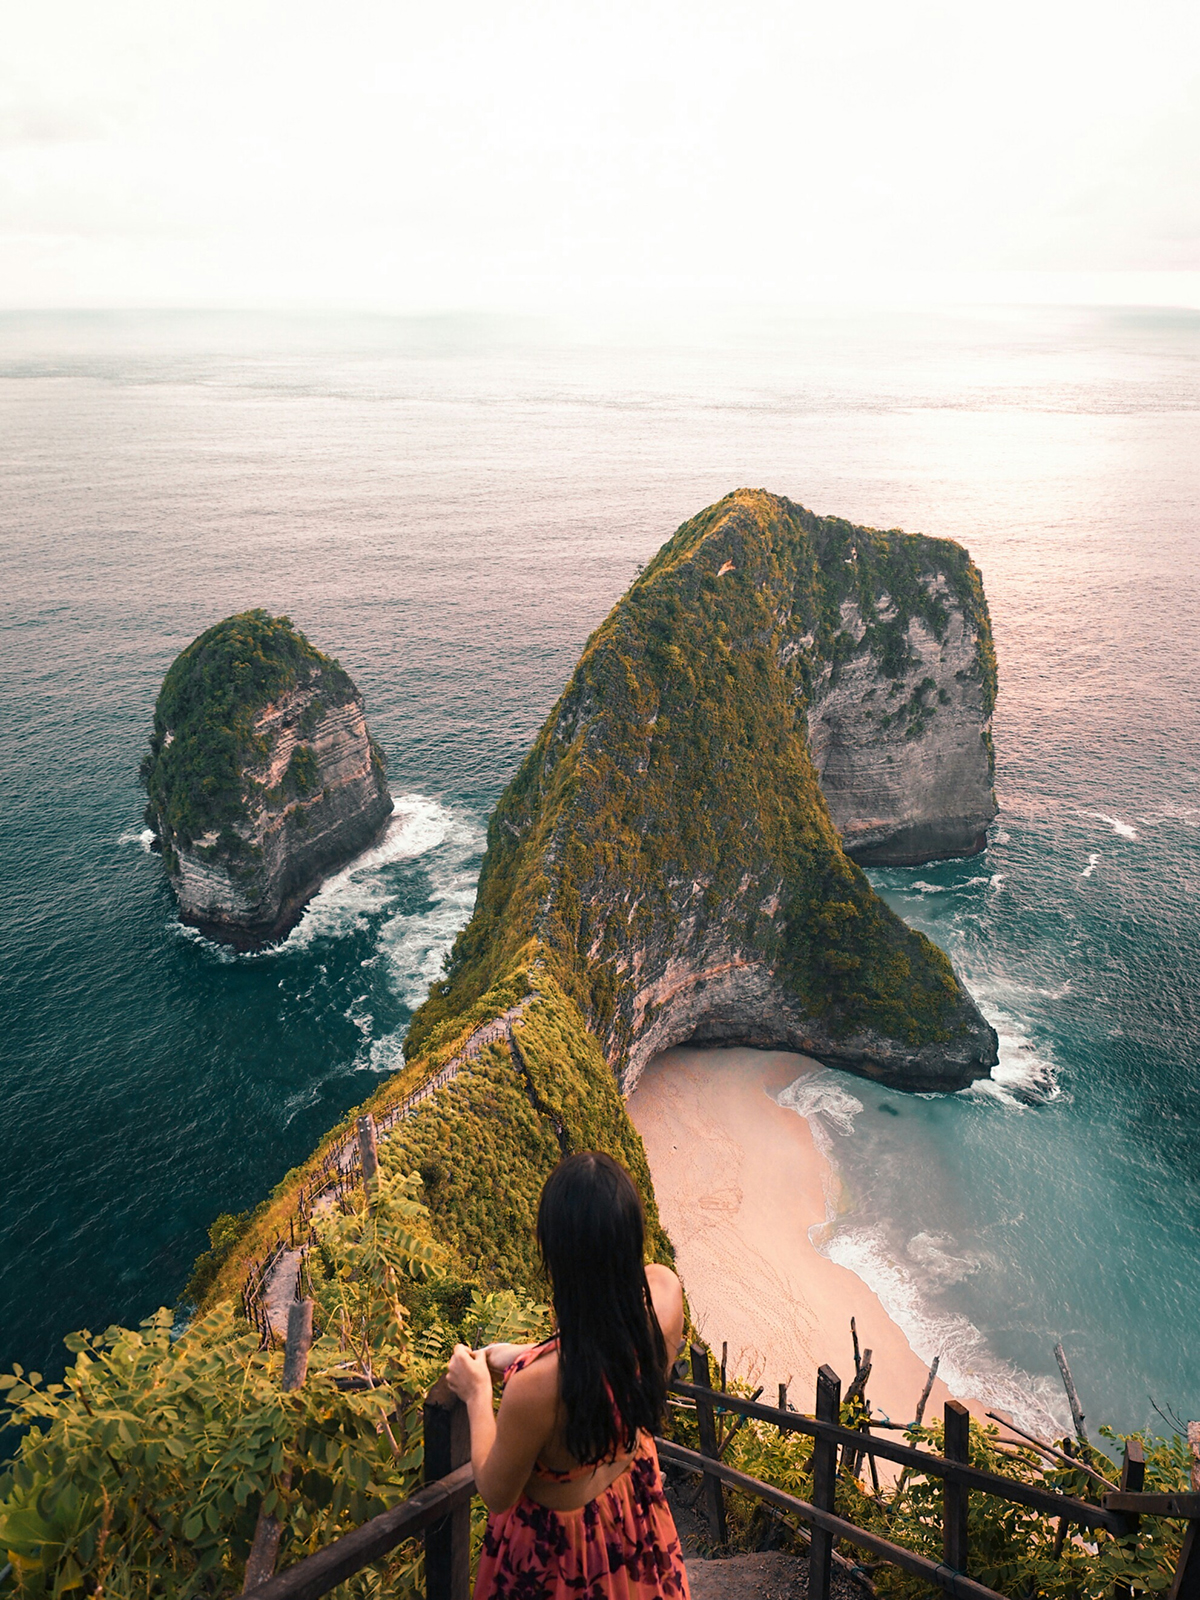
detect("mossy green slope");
top-left (409, 487), bottom-right (998, 1094)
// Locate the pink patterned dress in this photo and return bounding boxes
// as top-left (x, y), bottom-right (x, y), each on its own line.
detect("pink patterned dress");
top-left (473, 1340), bottom-right (691, 1600)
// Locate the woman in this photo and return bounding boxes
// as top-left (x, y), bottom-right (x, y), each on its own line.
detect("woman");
top-left (445, 1151), bottom-right (691, 1599)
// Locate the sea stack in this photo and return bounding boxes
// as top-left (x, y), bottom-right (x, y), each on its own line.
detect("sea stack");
top-left (142, 611), bottom-right (393, 948)
top-left (408, 489), bottom-right (999, 1095)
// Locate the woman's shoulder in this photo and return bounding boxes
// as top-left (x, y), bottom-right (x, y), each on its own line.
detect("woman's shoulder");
top-left (503, 1341), bottom-right (561, 1406)
top-left (645, 1261), bottom-right (681, 1292)
top-left (645, 1261), bottom-right (684, 1349)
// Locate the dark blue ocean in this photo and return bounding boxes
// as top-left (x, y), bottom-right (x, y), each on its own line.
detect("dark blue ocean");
top-left (1, 306), bottom-right (1197, 1435)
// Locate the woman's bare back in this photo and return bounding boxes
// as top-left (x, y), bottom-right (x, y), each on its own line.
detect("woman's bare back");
top-left (495, 1262), bottom-right (685, 1511)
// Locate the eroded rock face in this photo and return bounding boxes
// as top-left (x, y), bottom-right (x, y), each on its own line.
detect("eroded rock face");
top-left (806, 588), bottom-right (997, 866)
top-left (413, 489), bottom-right (999, 1097)
top-left (144, 612), bottom-right (392, 948)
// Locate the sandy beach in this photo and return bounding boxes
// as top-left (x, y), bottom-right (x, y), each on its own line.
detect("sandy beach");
top-left (628, 1044), bottom-right (981, 1424)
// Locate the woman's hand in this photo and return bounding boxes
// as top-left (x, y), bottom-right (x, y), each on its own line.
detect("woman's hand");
top-left (446, 1344), bottom-right (492, 1407)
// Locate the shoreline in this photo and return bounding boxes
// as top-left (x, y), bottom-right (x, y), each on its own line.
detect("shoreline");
top-left (628, 1044), bottom-right (987, 1425)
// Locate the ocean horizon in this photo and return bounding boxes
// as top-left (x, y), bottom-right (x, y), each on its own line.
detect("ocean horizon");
top-left (2, 304), bottom-right (1197, 1437)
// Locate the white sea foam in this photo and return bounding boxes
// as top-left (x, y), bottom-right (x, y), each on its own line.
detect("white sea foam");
top-left (775, 1070), bottom-right (864, 1150)
top-left (375, 865), bottom-right (479, 1009)
top-left (820, 1223), bottom-right (1068, 1435)
top-left (1081, 852), bottom-right (1100, 878)
top-left (284, 793), bottom-right (471, 950)
top-left (906, 1231), bottom-right (979, 1286)
top-left (775, 1077), bottom-right (1066, 1433)
top-left (1137, 803), bottom-right (1199, 829)
top-left (118, 826), bottom-right (157, 852)
top-left (910, 875), bottom-right (990, 896)
top-left (772, 1071), bottom-right (860, 1240)
top-left (1080, 810), bottom-right (1138, 841)
top-left (963, 989), bottom-right (1061, 1108)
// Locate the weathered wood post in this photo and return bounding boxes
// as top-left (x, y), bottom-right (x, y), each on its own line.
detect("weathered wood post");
top-left (690, 1344), bottom-right (727, 1545)
top-left (1168, 1423), bottom-right (1200, 1600)
top-left (1054, 1342), bottom-right (1088, 1444)
top-left (914, 1355), bottom-right (939, 1427)
top-left (243, 1298), bottom-right (314, 1592)
top-left (778, 1381), bottom-right (788, 1414)
top-left (357, 1113), bottom-right (379, 1198)
top-left (942, 1400), bottom-right (970, 1574)
top-left (1113, 1438), bottom-right (1146, 1600)
top-left (809, 1364), bottom-right (841, 1600)
top-left (843, 1349), bottom-right (872, 1479)
top-left (424, 1376), bottom-right (471, 1600)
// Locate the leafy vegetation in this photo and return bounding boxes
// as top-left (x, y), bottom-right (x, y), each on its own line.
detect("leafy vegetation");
top-left (381, 972), bottom-right (672, 1294)
top-left (141, 611), bottom-right (355, 846)
top-left (181, 1207), bottom-right (266, 1309)
top-left (0, 1172), bottom-right (545, 1599)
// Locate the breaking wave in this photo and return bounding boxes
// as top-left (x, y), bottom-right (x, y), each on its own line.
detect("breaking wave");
top-left (118, 826), bottom-right (157, 853)
top-left (166, 793), bottom-right (483, 983)
top-left (284, 793), bottom-right (475, 950)
top-left (820, 1223), bottom-right (1067, 1435)
top-left (775, 1066), bottom-right (1066, 1435)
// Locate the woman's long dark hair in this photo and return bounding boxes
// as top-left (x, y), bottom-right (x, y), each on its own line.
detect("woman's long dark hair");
top-left (536, 1151), bottom-right (668, 1465)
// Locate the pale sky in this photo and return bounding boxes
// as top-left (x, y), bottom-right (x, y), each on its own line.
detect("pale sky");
top-left (3, 0), bottom-right (1199, 310)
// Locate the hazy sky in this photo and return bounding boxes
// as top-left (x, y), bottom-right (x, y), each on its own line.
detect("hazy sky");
top-left (3, 0), bottom-right (1199, 310)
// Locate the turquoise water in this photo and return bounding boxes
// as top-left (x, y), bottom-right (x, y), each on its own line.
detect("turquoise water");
top-left (1, 307), bottom-right (1196, 1435)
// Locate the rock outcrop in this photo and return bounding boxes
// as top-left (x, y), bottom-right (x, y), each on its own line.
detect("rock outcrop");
top-left (806, 577), bottom-right (997, 865)
top-left (408, 489), bottom-right (999, 1095)
top-left (142, 611), bottom-right (392, 948)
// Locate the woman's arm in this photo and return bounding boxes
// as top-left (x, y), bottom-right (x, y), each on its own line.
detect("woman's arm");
top-left (645, 1262), bottom-right (686, 1367)
top-left (445, 1345), bottom-right (554, 1512)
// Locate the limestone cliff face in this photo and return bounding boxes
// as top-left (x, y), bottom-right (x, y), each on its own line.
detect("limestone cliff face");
top-left (409, 489), bottom-right (999, 1096)
top-left (143, 612), bottom-right (392, 948)
top-left (805, 585), bottom-right (996, 865)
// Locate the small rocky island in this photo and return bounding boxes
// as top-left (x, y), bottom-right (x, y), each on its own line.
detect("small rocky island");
top-left (142, 610), bottom-right (392, 947)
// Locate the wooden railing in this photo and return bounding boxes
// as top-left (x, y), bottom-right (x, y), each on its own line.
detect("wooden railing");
top-left (671, 1344), bottom-right (1198, 1600)
top-left (242, 1341), bottom-right (1200, 1600)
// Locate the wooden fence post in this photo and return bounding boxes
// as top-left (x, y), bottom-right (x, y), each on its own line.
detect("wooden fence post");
top-left (690, 1344), bottom-right (727, 1546)
top-left (281, 1300), bottom-right (313, 1393)
top-left (424, 1376), bottom-right (471, 1600)
top-left (1168, 1424), bottom-right (1200, 1600)
top-left (243, 1299), bottom-right (314, 1593)
top-left (357, 1114), bottom-right (379, 1196)
top-left (943, 1400), bottom-right (970, 1574)
top-left (809, 1364), bottom-right (841, 1600)
top-left (1113, 1438), bottom-right (1146, 1600)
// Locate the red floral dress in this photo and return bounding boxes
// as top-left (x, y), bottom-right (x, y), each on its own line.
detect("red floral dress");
top-left (473, 1341), bottom-right (691, 1600)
